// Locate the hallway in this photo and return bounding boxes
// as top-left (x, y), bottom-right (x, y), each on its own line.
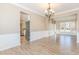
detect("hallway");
top-left (0, 34), bottom-right (78, 55)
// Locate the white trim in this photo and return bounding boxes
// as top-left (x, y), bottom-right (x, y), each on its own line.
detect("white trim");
top-left (30, 30), bottom-right (77, 42)
top-left (0, 33), bottom-right (20, 51)
top-left (30, 31), bottom-right (55, 42)
top-left (11, 3), bottom-right (79, 17)
top-left (11, 3), bottom-right (45, 17)
top-left (56, 8), bottom-right (79, 15)
top-left (77, 32), bottom-right (79, 43)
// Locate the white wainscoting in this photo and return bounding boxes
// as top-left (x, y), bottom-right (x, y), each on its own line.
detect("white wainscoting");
top-left (0, 33), bottom-right (20, 51)
top-left (77, 32), bottom-right (79, 43)
top-left (30, 30), bottom-right (77, 42)
top-left (30, 31), bottom-right (55, 42)
top-left (56, 30), bottom-right (77, 35)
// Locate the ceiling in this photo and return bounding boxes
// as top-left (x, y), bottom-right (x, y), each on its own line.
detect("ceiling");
top-left (18, 3), bottom-right (79, 16)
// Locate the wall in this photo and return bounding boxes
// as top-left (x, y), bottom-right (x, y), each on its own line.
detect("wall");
top-left (30, 14), bottom-right (46, 32)
top-left (0, 4), bottom-right (20, 34)
top-left (16, 5), bottom-right (49, 42)
top-left (0, 3), bottom-right (48, 50)
top-left (0, 4), bottom-right (20, 51)
top-left (76, 12), bottom-right (79, 43)
top-left (30, 14), bottom-right (49, 41)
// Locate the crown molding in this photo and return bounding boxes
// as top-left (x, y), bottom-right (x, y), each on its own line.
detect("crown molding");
top-left (11, 3), bottom-right (79, 17)
top-left (11, 3), bottom-right (45, 17)
top-left (56, 8), bottom-right (79, 16)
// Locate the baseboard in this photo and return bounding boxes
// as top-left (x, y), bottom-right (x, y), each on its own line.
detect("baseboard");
top-left (0, 33), bottom-right (20, 51)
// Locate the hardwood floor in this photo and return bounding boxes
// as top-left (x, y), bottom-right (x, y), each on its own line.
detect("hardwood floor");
top-left (0, 34), bottom-right (79, 55)
top-left (20, 36), bottom-right (28, 45)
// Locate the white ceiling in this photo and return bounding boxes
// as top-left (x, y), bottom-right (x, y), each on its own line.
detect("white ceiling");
top-left (18, 3), bottom-right (79, 16)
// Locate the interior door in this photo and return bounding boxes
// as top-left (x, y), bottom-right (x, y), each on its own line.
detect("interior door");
top-left (25, 21), bottom-right (30, 41)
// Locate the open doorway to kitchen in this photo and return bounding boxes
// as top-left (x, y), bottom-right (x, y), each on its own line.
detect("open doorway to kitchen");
top-left (20, 12), bottom-right (30, 45)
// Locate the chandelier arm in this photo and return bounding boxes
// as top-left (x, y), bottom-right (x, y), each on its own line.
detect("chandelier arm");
top-left (45, 3), bottom-right (56, 24)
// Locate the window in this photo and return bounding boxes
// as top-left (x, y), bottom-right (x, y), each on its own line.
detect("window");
top-left (59, 21), bottom-right (75, 32)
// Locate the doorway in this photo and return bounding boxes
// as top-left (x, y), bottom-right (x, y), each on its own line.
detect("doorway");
top-left (20, 12), bottom-right (30, 45)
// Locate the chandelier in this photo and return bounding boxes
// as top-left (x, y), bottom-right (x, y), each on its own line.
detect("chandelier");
top-left (45, 3), bottom-right (56, 24)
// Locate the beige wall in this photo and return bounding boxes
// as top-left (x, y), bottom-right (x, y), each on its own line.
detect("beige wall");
top-left (0, 3), bottom-right (47, 34)
top-left (30, 14), bottom-right (46, 32)
top-left (0, 4), bottom-right (20, 34)
top-left (17, 6), bottom-right (47, 32)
